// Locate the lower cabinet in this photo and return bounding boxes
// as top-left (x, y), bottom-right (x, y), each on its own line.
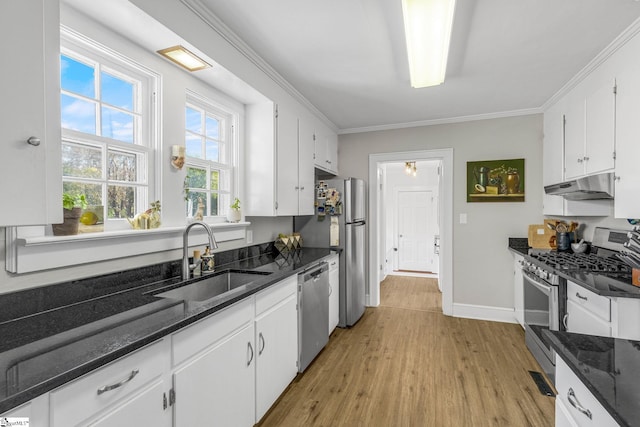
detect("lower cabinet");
top-left (555, 356), bottom-right (618, 427)
top-left (173, 324), bottom-right (256, 427)
top-left (328, 254), bottom-right (340, 334)
top-left (513, 253), bottom-right (524, 328)
top-left (50, 339), bottom-right (171, 427)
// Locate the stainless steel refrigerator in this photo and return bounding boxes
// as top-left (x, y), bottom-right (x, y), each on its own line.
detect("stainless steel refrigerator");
top-left (295, 178), bottom-right (367, 327)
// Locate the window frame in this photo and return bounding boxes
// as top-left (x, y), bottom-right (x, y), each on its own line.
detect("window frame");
top-left (60, 26), bottom-right (159, 229)
top-left (184, 90), bottom-right (238, 221)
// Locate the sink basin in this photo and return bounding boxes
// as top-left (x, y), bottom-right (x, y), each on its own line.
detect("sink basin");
top-left (155, 270), bottom-right (271, 302)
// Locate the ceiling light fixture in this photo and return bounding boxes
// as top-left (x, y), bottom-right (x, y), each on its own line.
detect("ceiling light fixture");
top-left (157, 45), bottom-right (210, 72)
top-left (401, 0), bottom-right (456, 88)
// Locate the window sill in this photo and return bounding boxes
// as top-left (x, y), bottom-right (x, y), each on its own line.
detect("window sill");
top-left (6, 221), bottom-right (250, 274)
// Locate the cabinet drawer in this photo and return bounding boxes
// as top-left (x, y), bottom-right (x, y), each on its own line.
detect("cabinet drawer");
top-left (172, 297), bottom-right (253, 366)
top-left (555, 357), bottom-right (618, 427)
top-left (50, 339), bottom-right (168, 427)
top-left (255, 275), bottom-right (297, 315)
top-left (568, 281), bottom-right (610, 321)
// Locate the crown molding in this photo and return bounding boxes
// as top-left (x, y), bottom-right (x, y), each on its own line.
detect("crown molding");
top-left (180, 0), bottom-right (338, 132)
top-left (338, 108), bottom-right (542, 135)
top-left (542, 16), bottom-right (640, 111)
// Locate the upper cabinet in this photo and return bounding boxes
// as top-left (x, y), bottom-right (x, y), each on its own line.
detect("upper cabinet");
top-left (563, 75), bottom-right (616, 180)
top-left (245, 101), bottom-right (315, 216)
top-left (313, 121), bottom-right (338, 175)
top-left (0, 0), bottom-right (62, 226)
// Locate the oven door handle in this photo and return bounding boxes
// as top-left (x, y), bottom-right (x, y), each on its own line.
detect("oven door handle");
top-left (523, 271), bottom-right (552, 295)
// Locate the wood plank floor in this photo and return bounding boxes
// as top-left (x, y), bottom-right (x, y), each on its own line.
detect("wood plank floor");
top-left (258, 276), bottom-right (555, 427)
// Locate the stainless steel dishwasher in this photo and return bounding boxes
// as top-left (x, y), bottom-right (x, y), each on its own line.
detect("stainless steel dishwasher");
top-left (298, 261), bottom-right (329, 372)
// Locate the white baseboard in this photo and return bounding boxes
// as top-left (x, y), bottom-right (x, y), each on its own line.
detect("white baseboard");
top-left (453, 303), bottom-right (518, 324)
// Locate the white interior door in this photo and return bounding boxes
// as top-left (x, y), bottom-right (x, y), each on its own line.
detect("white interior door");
top-left (397, 190), bottom-right (432, 272)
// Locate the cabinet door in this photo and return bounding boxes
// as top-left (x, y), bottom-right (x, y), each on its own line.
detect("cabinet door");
top-left (542, 106), bottom-right (566, 215)
top-left (566, 300), bottom-right (611, 337)
top-left (325, 131), bottom-right (338, 174)
top-left (513, 254), bottom-right (524, 328)
top-left (614, 57), bottom-right (640, 218)
top-left (584, 80), bottom-right (616, 175)
top-left (174, 324), bottom-right (255, 427)
top-left (275, 105), bottom-right (299, 216)
top-left (298, 117), bottom-right (315, 215)
top-left (0, 0), bottom-right (61, 226)
top-left (89, 380), bottom-right (170, 427)
top-left (255, 294), bottom-right (298, 422)
top-left (564, 97), bottom-right (586, 180)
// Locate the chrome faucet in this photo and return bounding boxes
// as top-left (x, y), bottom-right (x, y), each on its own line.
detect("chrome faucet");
top-left (182, 221), bottom-right (218, 280)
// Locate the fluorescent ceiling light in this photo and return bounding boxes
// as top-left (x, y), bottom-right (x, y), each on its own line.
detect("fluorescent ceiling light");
top-left (402, 0), bottom-right (456, 88)
top-left (157, 45), bottom-right (210, 72)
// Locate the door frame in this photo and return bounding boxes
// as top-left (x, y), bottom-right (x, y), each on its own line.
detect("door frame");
top-left (368, 149), bottom-right (453, 316)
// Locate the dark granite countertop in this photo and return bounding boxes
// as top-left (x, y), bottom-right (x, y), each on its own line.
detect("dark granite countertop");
top-left (544, 330), bottom-right (640, 427)
top-left (0, 245), bottom-right (332, 413)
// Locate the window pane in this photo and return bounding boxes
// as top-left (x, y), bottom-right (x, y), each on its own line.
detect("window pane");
top-left (185, 107), bottom-right (202, 133)
top-left (60, 55), bottom-right (95, 98)
top-left (108, 151), bottom-right (137, 182)
top-left (186, 167), bottom-right (206, 189)
top-left (101, 107), bottom-right (134, 143)
top-left (62, 144), bottom-right (102, 178)
top-left (210, 192), bottom-right (219, 216)
top-left (210, 170), bottom-right (219, 191)
top-left (206, 116), bottom-right (219, 139)
top-left (61, 93), bottom-right (97, 134)
top-left (101, 72), bottom-right (134, 111)
top-left (63, 182), bottom-right (102, 206)
top-left (107, 185), bottom-right (135, 218)
top-left (185, 133), bottom-right (202, 158)
top-left (205, 139), bottom-right (219, 162)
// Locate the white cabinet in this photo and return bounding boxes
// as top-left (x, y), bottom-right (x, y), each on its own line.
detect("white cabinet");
top-left (254, 276), bottom-right (298, 422)
top-left (50, 339), bottom-right (171, 427)
top-left (565, 281), bottom-right (612, 337)
top-left (314, 121), bottom-right (338, 175)
top-left (555, 357), bottom-right (618, 427)
top-left (563, 77), bottom-right (616, 180)
top-left (245, 102), bottom-right (314, 216)
top-left (612, 36), bottom-right (640, 219)
top-left (328, 253), bottom-right (340, 334)
top-left (0, 0), bottom-right (62, 226)
top-left (542, 102), bottom-right (610, 217)
top-left (513, 253), bottom-right (524, 328)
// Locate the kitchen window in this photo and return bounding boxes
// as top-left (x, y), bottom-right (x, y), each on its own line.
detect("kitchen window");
top-left (184, 92), bottom-right (237, 219)
top-left (60, 28), bottom-right (157, 228)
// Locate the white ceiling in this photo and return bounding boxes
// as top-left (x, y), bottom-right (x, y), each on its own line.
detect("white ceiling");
top-left (196, 0), bottom-right (640, 132)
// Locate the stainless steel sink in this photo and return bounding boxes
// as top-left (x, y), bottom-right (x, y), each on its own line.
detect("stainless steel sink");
top-left (155, 270), bottom-right (271, 302)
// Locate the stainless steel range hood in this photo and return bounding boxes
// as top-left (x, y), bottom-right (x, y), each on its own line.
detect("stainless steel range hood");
top-left (544, 172), bottom-right (614, 200)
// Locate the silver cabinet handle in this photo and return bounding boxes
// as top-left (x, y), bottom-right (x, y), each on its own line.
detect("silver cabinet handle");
top-left (576, 292), bottom-right (588, 301)
top-left (329, 284), bottom-right (333, 297)
top-left (584, 156), bottom-right (590, 161)
top-left (567, 388), bottom-right (592, 420)
top-left (258, 332), bottom-right (265, 355)
top-left (247, 342), bottom-right (254, 366)
top-left (97, 370), bottom-right (139, 395)
top-left (300, 186), bottom-right (305, 190)
top-left (563, 314), bottom-right (568, 329)
top-left (577, 158), bottom-right (583, 163)
top-left (27, 136), bottom-right (41, 146)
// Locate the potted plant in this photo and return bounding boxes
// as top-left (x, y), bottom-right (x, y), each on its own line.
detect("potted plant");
top-left (52, 193), bottom-right (88, 236)
top-left (227, 197), bottom-right (241, 223)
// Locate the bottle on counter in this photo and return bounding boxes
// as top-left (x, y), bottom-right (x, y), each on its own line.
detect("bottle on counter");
top-left (193, 249), bottom-right (201, 277)
top-left (201, 245), bottom-right (215, 273)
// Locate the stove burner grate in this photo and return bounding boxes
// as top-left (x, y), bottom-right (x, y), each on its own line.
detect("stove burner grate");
top-left (530, 252), bottom-right (632, 274)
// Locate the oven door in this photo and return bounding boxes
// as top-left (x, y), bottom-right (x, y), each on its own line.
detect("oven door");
top-left (523, 269), bottom-right (559, 383)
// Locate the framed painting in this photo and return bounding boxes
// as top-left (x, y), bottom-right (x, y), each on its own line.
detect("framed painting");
top-left (467, 158), bottom-right (525, 202)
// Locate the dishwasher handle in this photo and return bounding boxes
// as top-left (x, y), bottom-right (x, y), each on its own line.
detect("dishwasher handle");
top-left (300, 262), bottom-right (329, 283)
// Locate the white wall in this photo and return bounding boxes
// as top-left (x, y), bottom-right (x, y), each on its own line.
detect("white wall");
top-left (340, 114), bottom-right (544, 310)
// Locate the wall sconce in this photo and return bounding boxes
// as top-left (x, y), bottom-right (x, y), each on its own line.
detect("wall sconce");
top-left (171, 145), bottom-right (186, 170)
top-left (405, 161), bottom-right (417, 176)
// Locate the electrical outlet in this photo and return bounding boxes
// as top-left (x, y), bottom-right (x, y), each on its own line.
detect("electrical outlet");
top-left (246, 230), bottom-right (253, 244)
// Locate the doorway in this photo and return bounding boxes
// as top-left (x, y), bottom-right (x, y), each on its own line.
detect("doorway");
top-left (368, 149), bottom-right (453, 316)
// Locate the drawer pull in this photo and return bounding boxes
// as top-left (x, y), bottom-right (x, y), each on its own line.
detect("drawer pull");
top-left (567, 387), bottom-right (592, 420)
top-left (97, 369), bottom-right (139, 395)
top-left (259, 332), bottom-right (266, 355)
top-left (576, 292), bottom-right (588, 301)
top-left (247, 342), bottom-right (254, 366)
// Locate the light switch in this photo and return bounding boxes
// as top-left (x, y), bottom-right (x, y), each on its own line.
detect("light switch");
top-left (246, 230), bottom-right (253, 244)
top-left (459, 213), bottom-right (467, 224)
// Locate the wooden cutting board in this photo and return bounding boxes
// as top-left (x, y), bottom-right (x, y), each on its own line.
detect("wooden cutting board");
top-left (528, 224), bottom-right (554, 249)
